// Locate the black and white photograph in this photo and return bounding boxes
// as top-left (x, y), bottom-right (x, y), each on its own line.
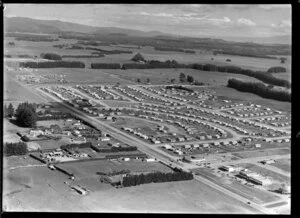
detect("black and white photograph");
top-left (3, 4), bottom-right (292, 214)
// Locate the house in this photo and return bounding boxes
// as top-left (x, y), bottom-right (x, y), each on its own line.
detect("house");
top-left (202, 143), bottom-right (209, 148)
top-left (261, 160), bottom-right (275, 164)
top-left (255, 144), bottom-right (261, 148)
top-left (164, 144), bottom-right (172, 150)
top-left (71, 185), bottom-right (88, 195)
top-left (184, 144), bottom-right (191, 149)
top-left (145, 158), bottom-right (156, 162)
top-left (99, 137), bottom-right (110, 141)
top-left (29, 129), bottom-right (44, 137)
top-left (219, 165), bottom-right (235, 172)
top-left (178, 137), bottom-right (185, 142)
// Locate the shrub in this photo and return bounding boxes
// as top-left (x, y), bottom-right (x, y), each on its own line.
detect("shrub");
top-left (40, 53), bottom-right (62, 61)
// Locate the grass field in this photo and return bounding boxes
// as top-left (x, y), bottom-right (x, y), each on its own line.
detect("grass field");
top-left (209, 86), bottom-right (291, 112)
top-left (4, 72), bottom-right (46, 104)
top-left (28, 68), bottom-right (135, 85)
top-left (56, 159), bottom-right (173, 180)
top-left (236, 163), bottom-right (290, 185)
top-left (192, 167), bottom-right (280, 204)
top-left (138, 46), bottom-right (291, 72)
top-left (3, 165), bottom-right (261, 213)
top-left (270, 159), bottom-right (291, 173)
top-left (101, 68), bottom-right (261, 86)
top-left (232, 148), bottom-right (291, 159)
top-left (273, 72), bottom-right (291, 82)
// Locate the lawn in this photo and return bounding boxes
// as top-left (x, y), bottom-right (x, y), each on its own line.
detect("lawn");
top-left (270, 159), bottom-right (291, 173)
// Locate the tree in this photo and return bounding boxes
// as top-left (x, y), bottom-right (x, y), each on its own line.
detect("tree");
top-left (136, 78), bottom-right (141, 83)
top-left (171, 78), bottom-right (176, 83)
top-left (187, 75), bottom-right (194, 84)
top-left (179, 72), bottom-right (186, 83)
top-left (3, 105), bottom-right (8, 118)
top-left (146, 78), bottom-right (150, 83)
top-left (280, 57), bottom-right (287, 64)
top-left (7, 103), bottom-right (15, 118)
top-left (131, 52), bottom-right (145, 62)
top-left (16, 103), bottom-right (37, 127)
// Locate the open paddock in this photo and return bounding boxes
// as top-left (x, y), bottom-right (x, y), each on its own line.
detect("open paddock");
top-left (3, 164), bottom-right (261, 213)
top-left (138, 46), bottom-right (290, 72)
top-left (100, 68), bottom-right (261, 86)
top-left (4, 72), bottom-right (46, 103)
top-left (55, 159), bottom-right (173, 180)
top-left (270, 159), bottom-right (291, 173)
top-left (208, 86), bottom-right (291, 112)
top-left (192, 167), bottom-right (280, 204)
top-left (232, 148), bottom-right (291, 159)
top-left (235, 163), bottom-right (290, 185)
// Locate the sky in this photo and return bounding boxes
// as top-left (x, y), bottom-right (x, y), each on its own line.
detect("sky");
top-left (4, 4), bottom-right (291, 38)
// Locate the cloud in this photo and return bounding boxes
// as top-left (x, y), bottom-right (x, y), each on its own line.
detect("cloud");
top-left (258, 4), bottom-right (291, 10)
top-left (207, 16), bottom-right (231, 25)
top-left (237, 18), bottom-right (256, 26)
top-left (139, 11), bottom-right (174, 17)
top-left (271, 20), bottom-right (291, 28)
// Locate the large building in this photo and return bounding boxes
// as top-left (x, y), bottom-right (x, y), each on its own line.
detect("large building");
top-left (238, 170), bottom-right (272, 186)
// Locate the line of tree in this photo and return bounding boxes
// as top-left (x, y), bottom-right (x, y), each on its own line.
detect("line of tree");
top-left (91, 145), bottom-right (137, 153)
top-left (15, 102), bottom-right (37, 127)
top-left (4, 54), bottom-right (12, 58)
top-left (166, 85), bottom-right (194, 93)
top-left (62, 54), bottom-right (105, 58)
top-left (40, 53), bottom-right (62, 61)
top-left (214, 50), bottom-right (277, 59)
top-left (90, 60), bottom-right (290, 88)
top-left (227, 78), bottom-right (291, 102)
top-left (86, 47), bottom-right (132, 54)
top-left (154, 47), bottom-right (195, 54)
top-left (15, 37), bottom-right (58, 42)
top-left (60, 142), bottom-right (92, 150)
top-left (91, 63), bottom-right (121, 69)
top-left (3, 103), bottom-right (15, 118)
top-left (66, 45), bottom-right (84, 50)
top-left (122, 60), bottom-right (186, 69)
top-left (122, 170), bottom-right (193, 187)
top-left (179, 73), bottom-right (195, 84)
top-left (4, 142), bottom-right (28, 156)
top-left (267, 66), bottom-right (287, 73)
top-left (19, 61), bottom-right (85, 68)
top-left (189, 64), bottom-right (291, 88)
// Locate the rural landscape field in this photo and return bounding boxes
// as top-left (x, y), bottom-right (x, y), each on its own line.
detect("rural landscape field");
top-left (3, 4), bottom-right (291, 214)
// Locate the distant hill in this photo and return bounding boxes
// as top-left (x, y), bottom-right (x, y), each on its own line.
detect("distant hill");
top-left (219, 35), bottom-right (291, 45)
top-left (4, 16), bottom-right (173, 37)
top-left (4, 16), bottom-right (291, 45)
